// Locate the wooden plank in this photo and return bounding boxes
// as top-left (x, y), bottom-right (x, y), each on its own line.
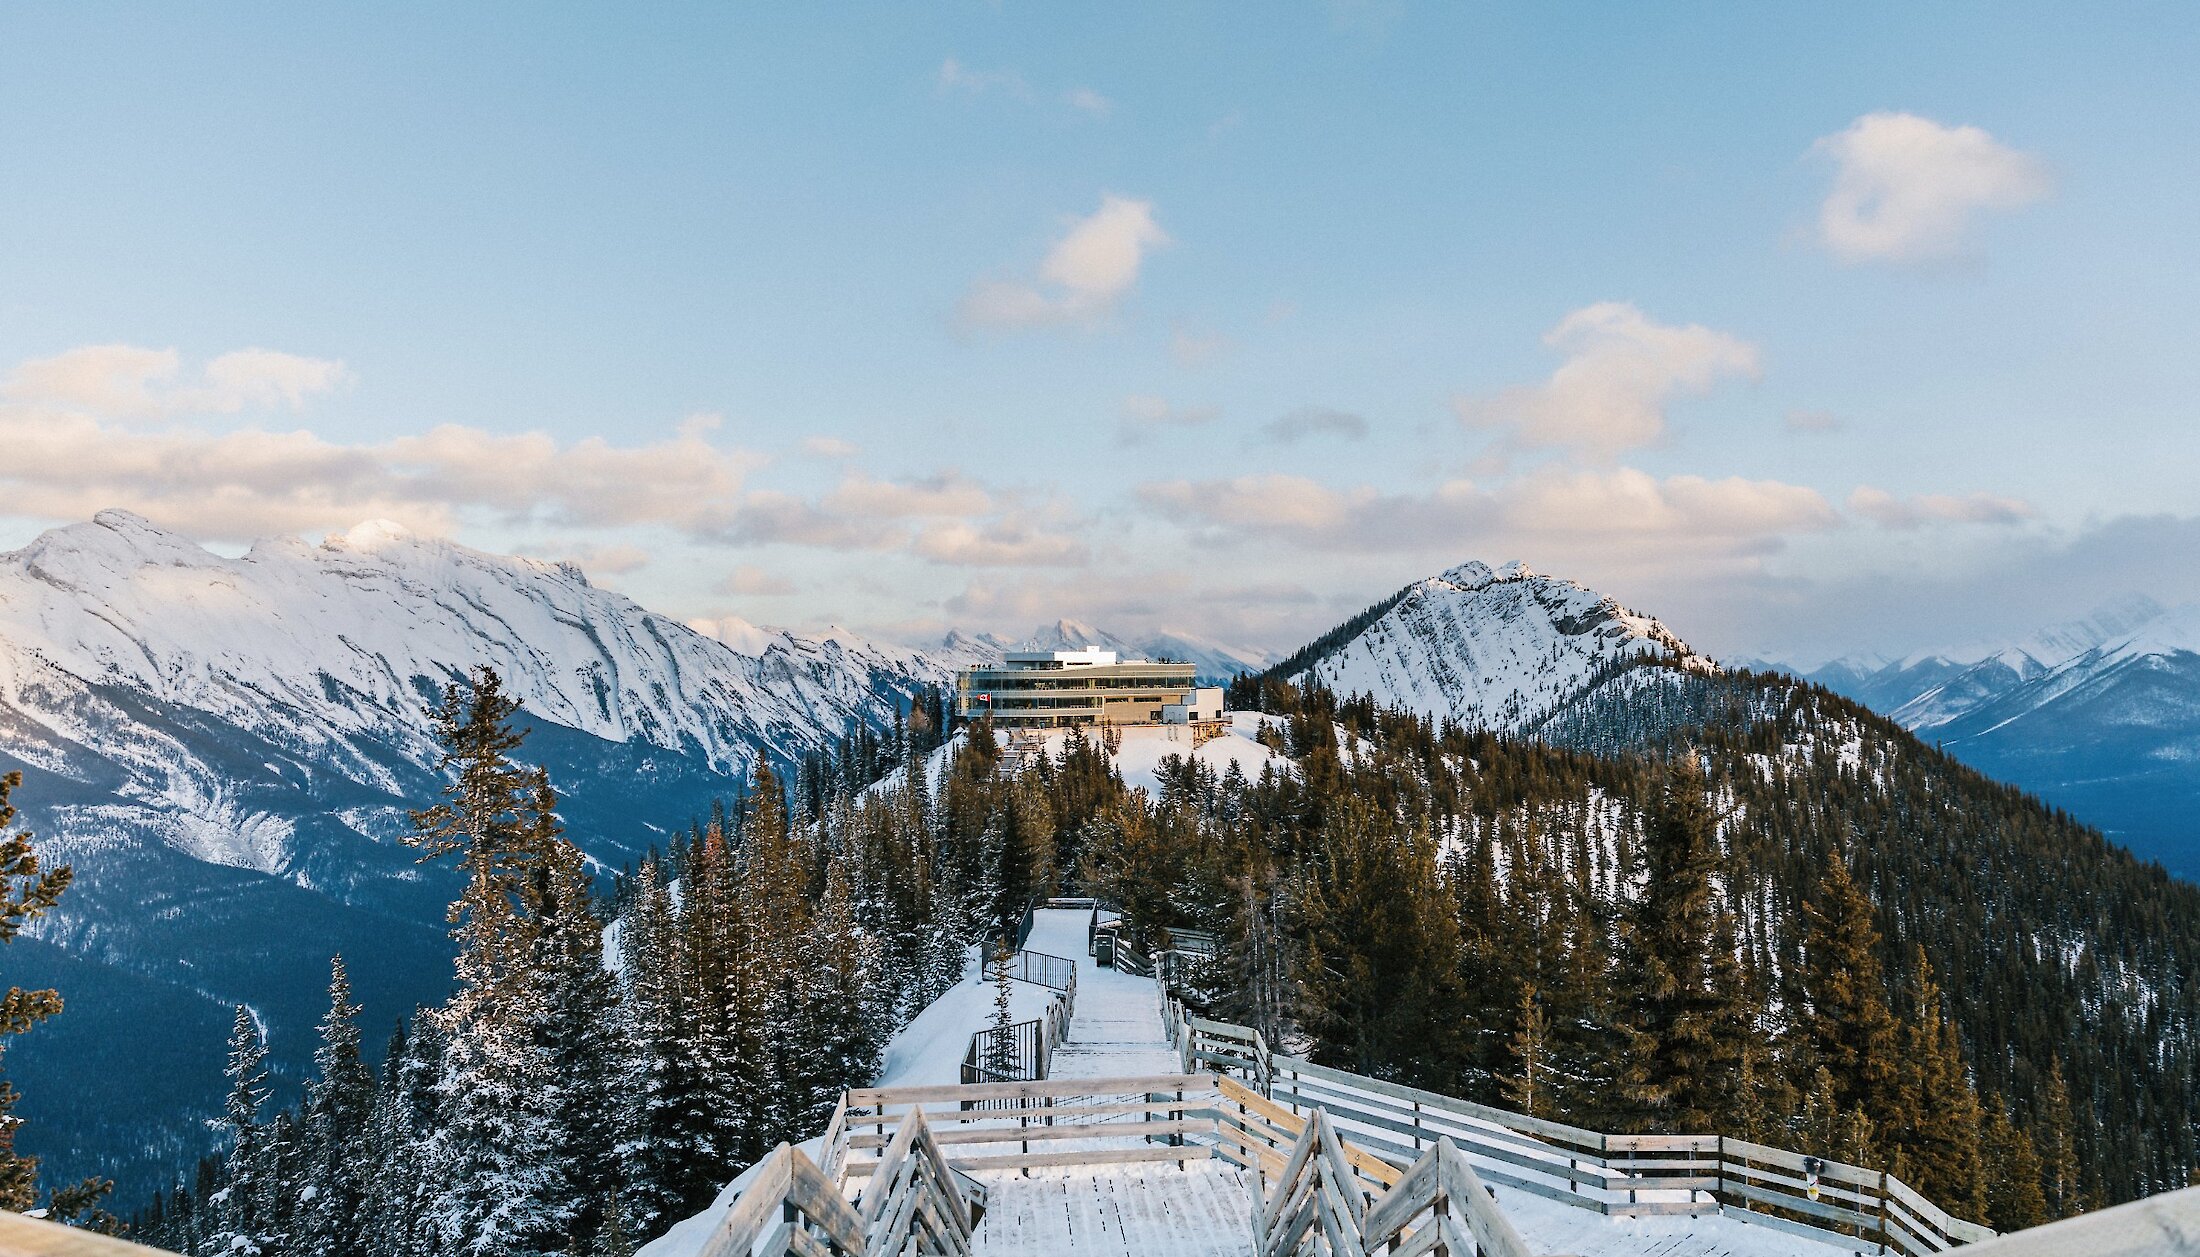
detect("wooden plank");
top-left (855, 1116), bottom-right (1219, 1150)
top-left (0, 1214), bottom-right (179, 1257)
top-left (1279, 1056), bottom-right (1609, 1150)
top-left (1274, 1086), bottom-right (1616, 1190)
top-left (697, 1145), bottom-right (794, 1257)
top-left (1437, 1139), bottom-right (1539, 1257)
top-left (846, 1073), bottom-right (1214, 1107)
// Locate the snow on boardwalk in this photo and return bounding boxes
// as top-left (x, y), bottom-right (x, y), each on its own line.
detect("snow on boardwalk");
top-left (1022, 908), bottom-right (1185, 1078)
top-left (970, 1162), bottom-right (1254, 1257)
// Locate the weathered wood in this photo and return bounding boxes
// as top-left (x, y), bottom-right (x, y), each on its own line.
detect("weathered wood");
top-left (0, 1214), bottom-right (179, 1257)
top-left (846, 1074), bottom-right (1212, 1107)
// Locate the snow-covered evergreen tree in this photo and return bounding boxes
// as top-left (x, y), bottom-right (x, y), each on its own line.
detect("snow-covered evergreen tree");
top-left (211, 1006), bottom-right (272, 1257)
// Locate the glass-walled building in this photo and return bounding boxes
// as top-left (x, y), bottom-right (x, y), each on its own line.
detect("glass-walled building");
top-left (954, 649), bottom-right (1224, 730)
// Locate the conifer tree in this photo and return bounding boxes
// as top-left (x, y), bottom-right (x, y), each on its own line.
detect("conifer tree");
top-left (2036, 1061), bottom-right (2081, 1217)
top-left (796, 864), bottom-right (884, 1125)
top-left (405, 668), bottom-right (569, 1257)
top-left (1800, 847), bottom-right (1900, 1120)
top-left (1609, 758), bottom-right (1748, 1131)
top-left (295, 956), bottom-right (373, 1257)
top-left (528, 837), bottom-right (626, 1253)
top-left (1892, 949), bottom-right (1987, 1219)
top-left (1981, 1100), bottom-right (2049, 1231)
top-left (0, 771), bottom-right (110, 1227)
top-left (212, 1006), bottom-right (272, 1257)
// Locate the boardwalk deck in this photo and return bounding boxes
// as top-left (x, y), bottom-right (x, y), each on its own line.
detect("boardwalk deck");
top-left (969, 1162), bottom-right (1255, 1257)
top-left (1023, 910), bottom-right (1183, 1080)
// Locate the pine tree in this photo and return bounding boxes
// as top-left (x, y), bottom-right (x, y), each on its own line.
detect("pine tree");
top-left (0, 770), bottom-right (110, 1227)
top-left (212, 1006), bottom-right (272, 1257)
top-left (405, 668), bottom-right (570, 1257)
top-left (528, 837), bottom-right (627, 1254)
top-left (796, 863), bottom-right (885, 1124)
top-left (1608, 758), bottom-right (1748, 1131)
top-left (984, 939), bottom-right (1018, 1077)
top-left (295, 957), bottom-right (374, 1257)
top-left (2036, 1060), bottom-right (2081, 1217)
top-left (1980, 1099), bottom-right (2049, 1231)
top-left (1799, 847), bottom-right (1900, 1120)
top-left (1891, 948), bottom-right (1986, 1219)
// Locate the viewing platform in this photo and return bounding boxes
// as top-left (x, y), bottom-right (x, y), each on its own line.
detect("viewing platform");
top-left (679, 908), bottom-right (2062, 1257)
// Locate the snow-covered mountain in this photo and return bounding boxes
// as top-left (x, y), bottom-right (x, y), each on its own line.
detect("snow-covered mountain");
top-left (1279, 560), bottom-right (1707, 733)
top-left (1781, 595), bottom-right (2200, 878)
top-left (0, 511), bottom-right (952, 1198)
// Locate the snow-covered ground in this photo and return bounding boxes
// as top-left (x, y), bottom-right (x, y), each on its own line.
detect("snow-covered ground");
top-left (1029, 713), bottom-right (1290, 797)
top-left (873, 948), bottom-right (1063, 1088)
top-left (1021, 909), bottom-right (1182, 1078)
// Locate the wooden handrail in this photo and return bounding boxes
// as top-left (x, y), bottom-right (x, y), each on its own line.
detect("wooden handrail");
top-left (1167, 1000), bottom-right (1995, 1254)
top-left (698, 1108), bottom-right (979, 1257)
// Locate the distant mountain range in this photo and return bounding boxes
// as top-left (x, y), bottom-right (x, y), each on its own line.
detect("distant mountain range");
top-left (1754, 596), bottom-right (2200, 879)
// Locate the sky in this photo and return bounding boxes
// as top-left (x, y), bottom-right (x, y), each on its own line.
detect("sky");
top-left (3, 2), bottom-right (2197, 665)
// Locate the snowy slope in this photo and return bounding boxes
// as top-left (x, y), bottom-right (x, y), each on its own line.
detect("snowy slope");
top-left (0, 510), bottom-right (950, 800)
top-left (1286, 560), bottom-right (1705, 734)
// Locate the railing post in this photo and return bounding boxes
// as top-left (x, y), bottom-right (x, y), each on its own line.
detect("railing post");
top-left (1878, 1168), bottom-right (1891, 1254)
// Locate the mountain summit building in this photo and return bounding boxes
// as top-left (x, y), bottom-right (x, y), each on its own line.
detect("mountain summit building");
top-left (954, 648), bottom-right (1225, 730)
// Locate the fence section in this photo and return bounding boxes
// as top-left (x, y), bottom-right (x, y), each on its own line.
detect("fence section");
top-left (1152, 968), bottom-right (1995, 1255)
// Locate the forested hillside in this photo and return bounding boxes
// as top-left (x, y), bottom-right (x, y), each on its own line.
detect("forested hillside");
top-left (100, 656), bottom-right (2198, 1256)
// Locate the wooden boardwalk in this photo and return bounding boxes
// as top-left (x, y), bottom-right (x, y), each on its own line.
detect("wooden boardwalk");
top-left (969, 1162), bottom-right (1256, 1257)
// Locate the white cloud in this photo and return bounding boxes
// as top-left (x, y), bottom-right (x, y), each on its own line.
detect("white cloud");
top-left (912, 519), bottom-right (1088, 567)
top-left (729, 471), bottom-right (1086, 568)
top-left (958, 196), bottom-right (1169, 330)
top-left (1170, 327), bottom-right (1230, 368)
top-left (1260, 406), bottom-right (1369, 444)
top-left (822, 472), bottom-right (992, 519)
top-left (531, 542), bottom-right (651, 577)
top-left (937, 58), bottom-right (1029, 100)
top-left (0, 344), bottom-right (753, 540)
top-left (1847, 486), bottom-right (2035, 529)
top-left (1813, 112), bottom-right (2051, 263)
top-left (1455, 303), bottom-right (1759, 458)
top-left (1142, 465), bottom-right (1838, 568)
top-left (4, 344), bottom-right (347, 420)
top-left (1142, 474), bottom-right (1368, 533)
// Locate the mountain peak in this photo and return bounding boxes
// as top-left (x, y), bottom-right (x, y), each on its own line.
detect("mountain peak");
top-left (1288, 557), bottom-right (1697, 733)
top-left (328, 518), bottom-right (417, 552)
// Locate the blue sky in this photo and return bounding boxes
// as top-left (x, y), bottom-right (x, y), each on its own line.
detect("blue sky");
top-left (3, 2), bottom-right (2197, 662)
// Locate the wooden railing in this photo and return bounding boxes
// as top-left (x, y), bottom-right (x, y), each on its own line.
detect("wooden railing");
top-left (843, 1075), bottom-right (1221, 1179)
top-left (1154, 984), bottom-right (1997, 1255)
top-left (695, 1107), bottom-right (978, 1257)
top-left (1252, 1107), bottom-right (1535, 1257)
